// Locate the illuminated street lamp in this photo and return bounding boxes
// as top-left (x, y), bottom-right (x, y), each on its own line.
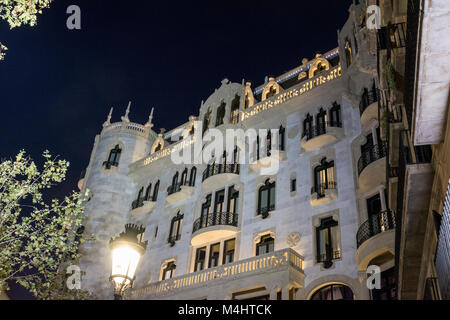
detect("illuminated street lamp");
top-left (109, 224), bottom-right (147, 300)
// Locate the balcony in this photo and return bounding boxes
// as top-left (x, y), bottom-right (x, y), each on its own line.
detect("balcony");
top-left (359, 86), bottom-right (378, 129)
top-left (166, 182), bottom-right (195, 204)
top-left (377, 22), bottom-right (406, 50)
top-left (125, 248), bottom-right (305, 300)
top-left (250, 149), bottom-right (286, 173)
top-left (310, 181), bottom-right (338, 206)
top-left (191, 212), bottom-right (238, 246)
top-left (130, 197), bottom-right (156, 217)
top-left (201, 163), bottom-right (240, 190)
top-left (301, 121), bottom-right (344, 151)
top-left (355, 210), bottom-right (396, 271)
top-left (358, 142), bottom-right (387, 193)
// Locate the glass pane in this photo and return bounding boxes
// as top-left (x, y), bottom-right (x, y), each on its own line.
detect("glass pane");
top-left (331, 225), bottom-right (340, 252)
top-left (260, 189), bottom-right (268, 210)
top-left (269, 185), bottom-right (275, 208)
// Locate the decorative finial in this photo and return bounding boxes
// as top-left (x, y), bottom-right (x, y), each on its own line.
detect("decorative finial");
top-left (145, 107), bottom-right (154, 128)
top-left (121, 101), bottom-right (131, 123)
top-left (103, 107), bottom-right (113, 127)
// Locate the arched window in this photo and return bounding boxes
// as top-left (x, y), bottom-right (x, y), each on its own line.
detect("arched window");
top-left (345, 38), bottom-right (352, 67)
top-left (256, 235), bottom-right (274, 256)
top-left (266, 85), bottom-right (277, 99)
top-left (154, 143), bottom-right (162, 153)
top-left (316, 107), bottom-right (327, 134)
top-left (256, 135), bottom-right (260, 160)
top-left (181, 168), bottom-right (188, 186)
top-left (313, 62), bottom-right (327, 77)
top-left (230, 95), bottom-right (240, 124)
top-left (200, 194), bottom-right (212, 228)
top-left (216, 101), bottom-right (226, 126)
top-left (316, 217), bottom-right (340, 268)
top-left (172, 172), bottom-right (179, 188)
top-left (168, 212), bottom-right (183, 246)
top-left (203, 108), bottom-right (211, 135)
top-left (266, 129), bottom-right (272, 157)
top-left (189, 167), bottom-right (197, 186)
top-left (329, 102), bottom-right (341, 127)
top-left (132, 187), bottom-right (144, 209)
top-left (104, 145), bottom-right (121, 169)
top-left (162, 261), bottom-right (176, 280)
top-left (144, 183), bottom-right (152, 201)
top-left (257, 179), bottom-right (276, 217)
top-left (310, 284), bottom-right (354, 300)
top-left (279, 125), bottom-right (285, 151)
top-left (313, 158), bottom-right (335, 198)
top-left (303, 114), bottom-right (313, 139)
top-left (152, 180), bottom-right (160, 201)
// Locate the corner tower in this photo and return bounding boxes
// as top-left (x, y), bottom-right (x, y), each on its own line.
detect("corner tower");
top-left (78, 103), bottom-right (156, 299)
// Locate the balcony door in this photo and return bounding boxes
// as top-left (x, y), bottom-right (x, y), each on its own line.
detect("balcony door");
top-left (214, 189), bottom-right (225, 225)
top-left (366, 193), bottom-right (382, 234)
top-left (201, 194), bottom-right (212, 228)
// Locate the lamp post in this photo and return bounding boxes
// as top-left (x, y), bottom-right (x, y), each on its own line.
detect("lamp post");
top-left (109, 224), bottom-right (147, 300)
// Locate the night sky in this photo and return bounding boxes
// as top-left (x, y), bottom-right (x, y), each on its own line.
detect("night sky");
top-left (0, 0), bottom-right (352, 299)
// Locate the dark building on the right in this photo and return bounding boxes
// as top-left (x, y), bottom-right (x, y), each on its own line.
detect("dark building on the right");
top-left (366, 0), bottom-right (449, 299)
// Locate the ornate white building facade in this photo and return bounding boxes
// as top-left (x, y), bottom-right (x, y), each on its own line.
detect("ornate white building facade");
top-left (78, 2), bottom-right (396, 300)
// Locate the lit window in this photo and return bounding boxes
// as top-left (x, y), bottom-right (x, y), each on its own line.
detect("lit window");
top-left (162, 261), bottom-right (176, 280)
top-left (256, 235), bottom-right (274, 256)
top-left (168, 212), bottom-right (183, 246)
top-left (313, 158), bottom-right (336, 198)
top-left (257, 179), bottom-right (276, 217)
top-left (208, 243), bottom-right (220, 268)
top-left (103, 145), bottom-right (121, 169)
top-left (194, 247), bottom-right (206, 272)
top-left (316, 217), bottom-right (341, 268)
top-left (223, 238), bottom-right (235, 264)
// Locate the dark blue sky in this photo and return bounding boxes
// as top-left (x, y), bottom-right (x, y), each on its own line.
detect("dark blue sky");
top-left (0, 0), bottom-right (352, 299)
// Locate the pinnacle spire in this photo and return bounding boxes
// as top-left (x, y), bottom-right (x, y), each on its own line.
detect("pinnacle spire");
top-left (121, 101), bottom-right (131, 123)
top-left (103, 107), bottom-right (113, 127)
top-left (145, 107), bottom-right (154, 128)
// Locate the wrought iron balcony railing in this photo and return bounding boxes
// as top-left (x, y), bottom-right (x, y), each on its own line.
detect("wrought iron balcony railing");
top-left (202, 163), bottom-right (240, 182)
top-left (193, 212), bottom-right (238, 233)
top-left (311, 181), bottom-right (337, 198)
top-left (377, 22), bottom-right (406, 50)
top-left (102, 160), bottom-right (119, 170)
top-left (302, 121), bottom-right (342, 141)
top-left (357, 142), bottom-right (387, 176)
top-left (356, 210), bottom-right (396, 248)
top-left (359, 85), bottom-right (378, 116)
top-left (167, 181), bottom-right (192, 195)
top-left (317, 250), bottom-right (341, 264)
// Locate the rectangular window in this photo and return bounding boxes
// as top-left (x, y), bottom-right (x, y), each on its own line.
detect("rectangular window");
top-left (316, 217), bottom-right (340, 265)
top-left (256, 235), bottom-right (274, 256)
top-left (223, 238), bottom-right (235, 264)
top-left (208, 243), bottom-right (220, 268)
top-left (228, 186), bottom-right (239, 214)
top-left (291, 179), bottom-right (296, 192)
top-left (214, 189), bottom-right (225, 213)
top-left (194, 247), bottom-right (206, 272)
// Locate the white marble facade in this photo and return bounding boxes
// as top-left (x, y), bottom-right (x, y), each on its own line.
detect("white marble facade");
top-left (79, 2), bottom-right (385, 300)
